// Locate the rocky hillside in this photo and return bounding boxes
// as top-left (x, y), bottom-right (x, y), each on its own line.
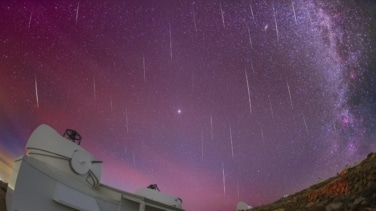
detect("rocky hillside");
top-left (1, 153), bottom-right (376, 211)
top-left (250, 152), bottom-right (376, 211)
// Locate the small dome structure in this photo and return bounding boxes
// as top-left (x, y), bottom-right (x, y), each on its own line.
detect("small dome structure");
top-left (236, 201), bottom-right (252, 211)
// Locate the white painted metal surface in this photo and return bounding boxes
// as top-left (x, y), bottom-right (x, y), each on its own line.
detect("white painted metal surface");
top-left (6, 124), bottom-right (184, 211)
top-left (236, 201), bottom-right (252, 211)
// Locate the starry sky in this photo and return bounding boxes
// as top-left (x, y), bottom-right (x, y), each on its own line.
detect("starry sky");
top-left (1, 0), bottom-right (376, 210)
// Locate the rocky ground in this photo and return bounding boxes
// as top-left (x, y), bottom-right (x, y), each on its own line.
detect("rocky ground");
top-left (1, 153), bottom-right (376, 211)
top-left (250, 152), bottom-right (376, 211)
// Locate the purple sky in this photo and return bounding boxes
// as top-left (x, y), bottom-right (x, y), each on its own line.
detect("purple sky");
top-left (1, 0), bottom-right (376, 210)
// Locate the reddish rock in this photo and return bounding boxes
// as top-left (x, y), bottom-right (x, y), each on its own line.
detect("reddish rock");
top-left (251, 152), bottom-right (376, 211)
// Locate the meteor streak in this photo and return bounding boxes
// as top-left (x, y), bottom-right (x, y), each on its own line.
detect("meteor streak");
top-left (192, 3), bottom-right (197, 32)
top-left (247, 26), bottom-right (253, 48)
top-left (245, 69), bottom-right (252, 114)
top-left (302, 112), bottom-right (309, 134)
top-left (142, 54), bottom-right (146, 82)
top-left (287, 80), bottom-right (293, 110)
top-left (268, 95), bottom-right (274, 118)
top-left (76, 1), bottom-right (80, 24)
top-left (28, 11), bottom-right (33, 29)
top-left (169, 23), bottom-right (172, 62)
top-left (125, 108), bottom-right (129, 133)
top-left (210, 115), bottom-right (214, 140)
top-left (93, 75), bottom-right (96, 101)
top-left (222, 163), bottom-right (226, 195)
top-left (35, 73), bottom-right (39, 109)
top-left (230, 126), bottom-right (234, 159)
top-left (249, 0), bottom-right (254, 20)
top-left (110, 95), bottom-right (113, 113)
top-left (291, 0), bottom-right (297, 24)
top-left (273, 6), bottom-right (279, 43)
top-left (201, 131), bottom-right (204, 160)
top-left (220, 1), bottom-right (225, 29)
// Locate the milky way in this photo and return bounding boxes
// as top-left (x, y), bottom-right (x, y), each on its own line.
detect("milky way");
top-left (0, 1), bottom-right (375, 210)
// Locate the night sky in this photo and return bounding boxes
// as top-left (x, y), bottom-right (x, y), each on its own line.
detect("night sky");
top-left (1, 0), bottom-right (376, 210)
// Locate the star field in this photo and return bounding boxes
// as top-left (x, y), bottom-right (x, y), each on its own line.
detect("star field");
top-left (0, 0), bottom-right (376, 210)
